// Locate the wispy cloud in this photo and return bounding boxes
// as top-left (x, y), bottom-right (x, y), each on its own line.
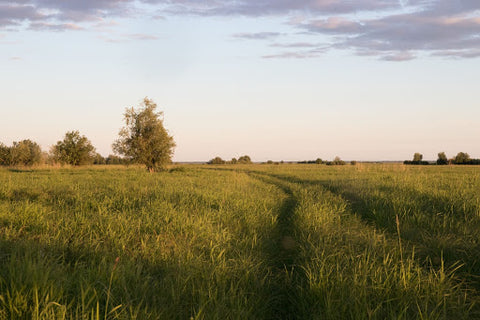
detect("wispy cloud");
top-left (433, 49), bottom-right (480, 59)
top-left (29, 22), bottom-right (83, 31)
top-left (0, 3), bottom-right (48, 27)
top-left (380, 51), bottom-right (416, 61)
top-left (99, 33), bottom-right (160, 43)
top-left (301, 17), bottom-right (363, 34)
top-left (0, 0), bottom-right (131, 29)
top-left (0, 0), bottom-right (479, 61)
top-left (9, 56), bottom-right (22, 61)
top-left (270, 42), bottom-right (321, 48)
top-left (232, 32), bottom-right (283, 40)
top-left (162, 0), bottom-right (480, 61)
top-left (151, 14), bottom-right (165, 20)
top-left (262, 47), bottom-right (327, 59)
top-left (163, 0), bottom-right (398, 16)
top-left (293, 1), bottom-right (480, 60)
top-left (129, 33), bottom-right (159, 40)
top-left (0, 0), bottom-right (400, 29)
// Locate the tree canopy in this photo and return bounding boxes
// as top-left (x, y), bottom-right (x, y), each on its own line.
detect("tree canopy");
top-left (52, 131), bottom-right (96, 165)
top-left (208, 157), bottom-right (226, 165)
top-left (454, 152), bottom-right (471, 164)
top-left (10, 139), bottom-right (43, 166)
top-left (0, 143), bottom-right (10, 166)
top-left (437, 152), bottom-right (448, 165)
top-left (237, 155), bottom-right (252, 164)
top-left (413, 153), bottom-right (423, 162)
top-left (113, 98), bottom-right (176, 172)
top-left (0, 140), bottom-right (43, 166)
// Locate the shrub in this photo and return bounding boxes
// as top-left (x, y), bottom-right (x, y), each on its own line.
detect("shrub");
top-left (437, 152), bottom-right (448, 165)
top-left (405, 153), bottom-right (429, 165)
top-left (0, 143), bottom-right (10, 166)
top-left (331, 156), bottom-right (346, 165)
top-left (106, 154), bottom-right (130, 165)
top-left (93, 153), bottom-right (106, 165)
top-left (10, 140), bottom-right (43, 166)
top-left (453, 152), bottom-right (471, 164)
top-left (413, 153), bottom-right (423, 162)
top-left (237, 155), bottom-right (252, 164)
top-left (52, 131), bottom-right (96, 165)
top-left (208, 157), bottom-right (226, 165)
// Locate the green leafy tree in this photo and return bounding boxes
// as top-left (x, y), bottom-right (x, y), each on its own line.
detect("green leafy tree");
top-left (113, 98), bottom-right (176, 172)
top-left (208, 157), bottom-right (226, 165)
top-left (10, 139), bottom-right (43, 166)
top-left (52, 131), bottom-right (96, 165)
top-left (437, 152), bottom-right (448, 165)
top-left (331, 156), bottom-right (346, 165)
top-left (413, 153), bottom-right (423, 162)
top-left (0, 143), bottom-right (11, 166)
top-left (106, 155), bottom-right (129, 165)
top-left (454, 152), bottom-right (471, 164)
top-left (237, 155), bottom-right (252, 164)
top-left (93, 153), bottom-right (106, 165)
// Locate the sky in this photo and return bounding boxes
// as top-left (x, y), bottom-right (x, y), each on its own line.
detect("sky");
top-left (1, 0), bottom-right (479, 162)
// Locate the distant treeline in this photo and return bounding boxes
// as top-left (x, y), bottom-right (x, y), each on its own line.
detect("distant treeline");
top-left (0, 132), bottom-right (130, 167)
top-left (207, 155), bottom-right (252, 165)
top-left (206, 156), bottom-right (357, 166)
top-left (297, 157), bottom-right (356, 166)
top-left (404, 152), bottom-right (480, 165)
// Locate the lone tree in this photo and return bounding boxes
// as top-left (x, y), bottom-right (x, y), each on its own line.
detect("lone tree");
top-left (10, 139), bottom-right (43, 166)
top-left (52, 131), bottom-right (96, 165)
top-left (113, 98), bottom-right (175, 172)
top-left (237, 155), bottom-right (252, 164)
top-left (437, 152), bottom-right (448, 165)
top-left (454, 152), bottom-right (470, 164)
top-left (207, 156), bottom-right (226, 165)
top-left (413, 153), bottom-right (423, 162)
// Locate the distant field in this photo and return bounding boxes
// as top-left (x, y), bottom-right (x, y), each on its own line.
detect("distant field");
top-left (0, 164), bottom-right (479, 319)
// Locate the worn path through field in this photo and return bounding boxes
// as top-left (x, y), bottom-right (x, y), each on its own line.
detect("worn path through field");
top-left (249, 172), bottom-right (307, 320)
top-left (202, 167), bottom-right (309, 319)
top-left (261, 171), bottom-right (480, 291)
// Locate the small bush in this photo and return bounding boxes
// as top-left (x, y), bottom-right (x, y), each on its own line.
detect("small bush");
top-left (437, 152), bottom-right (448, 165)
top-left (208, 157), bottom-right (226, 165)
top-left (2, 140), bottom-right (43, 166)
top-left (237, 155), bottom-right (252, 164)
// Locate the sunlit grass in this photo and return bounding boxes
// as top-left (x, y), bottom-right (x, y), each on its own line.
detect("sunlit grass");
top-left (0, 164), bottom-right (479, 318)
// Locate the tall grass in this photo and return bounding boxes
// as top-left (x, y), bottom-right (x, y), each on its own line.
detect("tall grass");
top-left (0, 164), bottom-right (479, 318)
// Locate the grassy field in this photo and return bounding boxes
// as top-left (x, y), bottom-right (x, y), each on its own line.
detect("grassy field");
top-left (0, 164), bottom-right (479, 319)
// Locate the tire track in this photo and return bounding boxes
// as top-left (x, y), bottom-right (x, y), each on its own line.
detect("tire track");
top-left (248, 172), bottom-right (306, 320)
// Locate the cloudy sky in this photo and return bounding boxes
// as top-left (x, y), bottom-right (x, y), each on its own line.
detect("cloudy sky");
top-left (1, 0), bottom-right (479, 161)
